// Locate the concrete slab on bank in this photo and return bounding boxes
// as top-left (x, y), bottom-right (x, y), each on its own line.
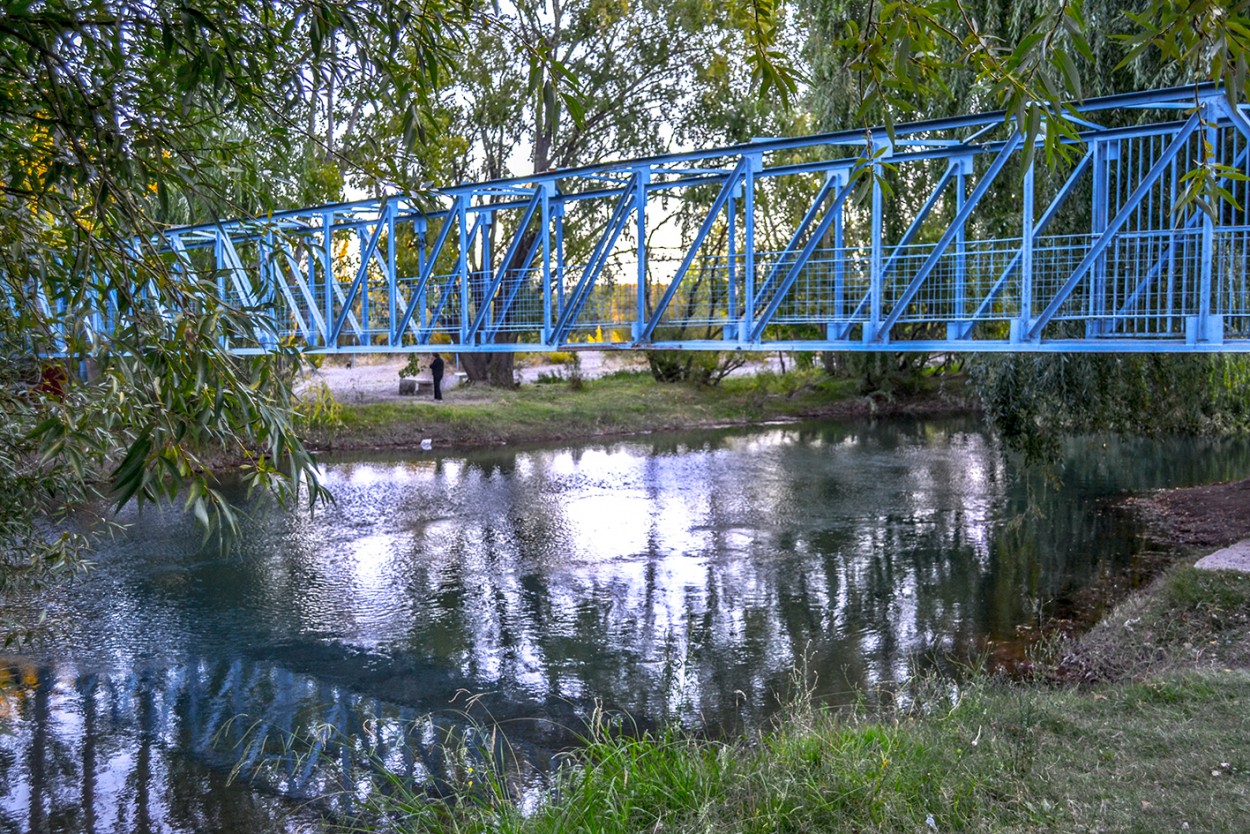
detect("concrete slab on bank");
top-left (1195, 539), bottom-right (1250, 573)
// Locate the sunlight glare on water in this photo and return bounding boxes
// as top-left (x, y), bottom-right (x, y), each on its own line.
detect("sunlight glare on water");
top-left (5, 418), bottom-right (1250, 832)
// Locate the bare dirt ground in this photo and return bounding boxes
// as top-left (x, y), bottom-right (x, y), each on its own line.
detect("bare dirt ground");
top-left (299, 350), bottom-right (794, 406)
top-left (1126, 478), bottom-right (1250, 551)
top-left (299, 350), bottom-right (648, 405)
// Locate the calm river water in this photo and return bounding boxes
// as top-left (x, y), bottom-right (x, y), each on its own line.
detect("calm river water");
top-left (4, 417), bottom-right (1250, 832)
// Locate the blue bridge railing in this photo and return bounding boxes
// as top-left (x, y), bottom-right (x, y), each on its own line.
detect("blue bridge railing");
top-left (134, 86), bottom-right (1250, 353)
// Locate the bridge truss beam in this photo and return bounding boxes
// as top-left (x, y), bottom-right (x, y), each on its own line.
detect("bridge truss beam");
top-left (58, 84), bottom-right (1250, 355)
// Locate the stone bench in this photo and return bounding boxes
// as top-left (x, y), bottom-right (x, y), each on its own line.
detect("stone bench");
top-left (398, 378), bottom-right (435, 396)
top-left (399, 371), bottom-right (466, 396)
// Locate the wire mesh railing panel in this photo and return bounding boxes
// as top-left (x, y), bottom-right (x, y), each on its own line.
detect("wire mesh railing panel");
top-left (1029, 234), bottom-right (1098, 324)
top-left (1090, 231), bottom-right (1203, 337)
top-left (1217, 231), bottom-right (1250, 338)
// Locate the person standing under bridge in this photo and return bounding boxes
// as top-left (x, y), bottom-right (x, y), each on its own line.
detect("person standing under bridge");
top-left (430, 353), bottom-right (445, 401)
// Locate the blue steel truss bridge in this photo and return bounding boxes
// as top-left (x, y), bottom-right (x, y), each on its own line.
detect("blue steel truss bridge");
top-left (145, 86), bottom-right (1250, 354)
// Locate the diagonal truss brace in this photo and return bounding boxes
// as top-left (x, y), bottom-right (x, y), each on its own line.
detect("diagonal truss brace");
top-left (1108, 140), bottom-right (1250, 327)
top-left (749, 167), bottom-right (859, 341)
top-left (551, 174), bottom-right (639, 345)
top-left (392, 196), bottom-right (462, 343)
top-left (969, 148), bottom-right (1095, 320)
top-left (465, 189), bottom-right (543, 342)
top-left (330, 202), bottom-right (389, 343)
top-left (876, 132), bottom-right (1023, 340)
top-left (1027, 113), bottom-right (1200, 340)
top-left (641, 158), bottom-right (750, 341)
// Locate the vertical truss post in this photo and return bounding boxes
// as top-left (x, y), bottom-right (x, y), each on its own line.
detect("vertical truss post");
top-left (833, 169), bottom-right (846, 324)
top-left (323, 210), bottom-right (334, 348)
top-left (479, 212), bottom-right (493, 342)
top-left (542, 186), bottom-right (553, 344)
top-left (869, 139), bottom-right (888, 341)
top-left (358, 227), bottom-right (370, 341)
top-left (387, 214), bottom-right (399, 347)
top-left (213, 233), bottom-right (226, 314)
top-left (1089, 140), bottom-right (1115, 335)
top-left (634, 166), bottom-right (649, 341)
top-left (554, 200), bottom-right (565, 321)
top-left (413, 217), bottom-right (426, 335)
top-left (306, 235), bottom-right (319, 346)
top-left (1196, 112), bottom-right (1218, 344)
top-left (742, 152), bottom-right (760, 340)
top-left (1017, 157), bottom-right (1036, 341)
top-left (726, 186), bottom-right (737, 338)
top-left (457, 200), bottom-right (469, 343)
top-left (416, 218), bottom-right (428, 333)
top-left (954, 158), bottom-right (968, 318)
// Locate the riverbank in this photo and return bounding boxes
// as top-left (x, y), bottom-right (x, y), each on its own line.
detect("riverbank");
top-left (285, 367), bottom-right (1250, 833)
top-left (361, 582), bottom-right (1250, 834)
top-left (347, 480), bottom-right (1250, 834)
top-left (298, 367), bottom-right (975, 453)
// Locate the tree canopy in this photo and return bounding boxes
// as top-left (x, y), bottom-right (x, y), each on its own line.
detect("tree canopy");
top-left (5, 0), bottom-right (1250, 640)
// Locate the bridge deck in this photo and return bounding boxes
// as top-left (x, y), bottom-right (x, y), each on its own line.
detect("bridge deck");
top-left (115, 86), bottom-right (1250, 352)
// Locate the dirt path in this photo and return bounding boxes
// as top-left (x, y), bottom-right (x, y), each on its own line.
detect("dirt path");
top-left (299, 350), bottom-right (803, 406)
top-left (1126, 478), bottom-right (1250, 550)
top-left (299, 351), bottom-right (650, 405)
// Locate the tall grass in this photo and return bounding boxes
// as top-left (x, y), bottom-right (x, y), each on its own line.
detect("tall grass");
top-left (229, 569), bottom-right (1250, 834)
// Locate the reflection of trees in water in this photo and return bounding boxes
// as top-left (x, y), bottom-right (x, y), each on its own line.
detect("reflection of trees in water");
top-left (268, 420), bottom-right (1150, 729)
top-left (0, 658), bottom-right (564, 832)
top-left (1, 662), bottom-right (321, 832)
top-left (11, 420), bottom-right (1250, 821)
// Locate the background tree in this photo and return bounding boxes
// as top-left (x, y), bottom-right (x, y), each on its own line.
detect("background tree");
top-left (403, 0), bottom-right (802, 385)
top-left (798, 0), bottom-right (1250, 446)
top-left (0, 0), bottom-right (471, 642)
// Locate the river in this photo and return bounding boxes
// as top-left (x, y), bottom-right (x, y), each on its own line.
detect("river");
top-left (3, 417), bottom-right (1249, 832)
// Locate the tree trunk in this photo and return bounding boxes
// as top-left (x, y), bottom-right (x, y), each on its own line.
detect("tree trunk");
top-left (459, 351), bottom-right (517, 387)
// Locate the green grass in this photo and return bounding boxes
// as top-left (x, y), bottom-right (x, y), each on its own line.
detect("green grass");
top-left (334, 668), bottom-right (1250, 834)
top-left (1065, 567), bottom-right (1250, 681)
top-left (300, 370), bottom-right (967, 452)
top-left (306, 370), bottom-right (860, 450)
top-left (305, 566), bottom-right (1250, 834)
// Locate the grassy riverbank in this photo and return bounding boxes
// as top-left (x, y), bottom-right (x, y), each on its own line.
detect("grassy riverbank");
top-left (349, 566), bottom-right (1250, 834)
top-left (299, 369), bottom-right (972, 453)
top-left (290, 370), bottom-right (1250, 833)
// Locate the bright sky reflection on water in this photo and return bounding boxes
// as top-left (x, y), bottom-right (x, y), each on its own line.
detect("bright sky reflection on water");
top-left (6, 418), bottom-right (1250, 832)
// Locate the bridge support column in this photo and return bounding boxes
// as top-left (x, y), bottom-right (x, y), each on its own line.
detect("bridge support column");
top-left (869, 139), bottom-right (888, 341)
top-left (1017, 155), bottom-right (1036, 343)
top-left (742, 153), bottom-right (760, 342)
top-left (633, 166), bottom-right (649, 342)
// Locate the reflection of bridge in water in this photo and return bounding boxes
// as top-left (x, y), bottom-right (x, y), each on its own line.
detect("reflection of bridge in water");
top-left (7, 425), bottom-right (1250, 830)
top-left (85, 85), bottom-right (1250, 355)
top-left (0, 657), bottom-right (546, 832)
